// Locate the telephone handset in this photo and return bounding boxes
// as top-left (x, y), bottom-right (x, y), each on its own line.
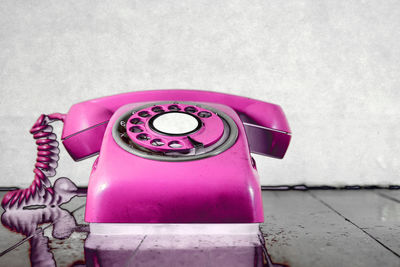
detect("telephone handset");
top-left (2, 90), bottom-right (291, 225)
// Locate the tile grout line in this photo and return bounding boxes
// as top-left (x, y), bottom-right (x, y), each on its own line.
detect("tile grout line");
top-left (124, 235), bottom-right (147, 267)
top-left (375, 192), bottom-right (400, 204)
top-left (308, 192), bottom-right (400, 258)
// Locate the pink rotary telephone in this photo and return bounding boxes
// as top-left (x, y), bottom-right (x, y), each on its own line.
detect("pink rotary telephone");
top-left (2, 90), bottom-right (291, 227)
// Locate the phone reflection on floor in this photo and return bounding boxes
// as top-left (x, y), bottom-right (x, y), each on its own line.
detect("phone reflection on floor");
top-left (84, 232), bottom-right (282, 267)
top-left (1, 177), bottom-right (88, 266)
top-left (1, 177), bottom-right (285, 267)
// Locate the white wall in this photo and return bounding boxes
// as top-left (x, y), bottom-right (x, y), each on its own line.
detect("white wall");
top-left (0, 0), bottom-right (399, 187)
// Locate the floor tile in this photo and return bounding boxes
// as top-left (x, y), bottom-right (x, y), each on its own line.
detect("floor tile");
top-left (312, 190), bottom-right (400, 257)
top-left (0, 241), bottom-right (31, 266)
top-left (260, 191), bottom-right (400, 267)
top-left (2, 190), bottom-right (399, 266)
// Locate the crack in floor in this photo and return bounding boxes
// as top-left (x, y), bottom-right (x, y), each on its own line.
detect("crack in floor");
top-left (124, 235), bottom-right (147, 267)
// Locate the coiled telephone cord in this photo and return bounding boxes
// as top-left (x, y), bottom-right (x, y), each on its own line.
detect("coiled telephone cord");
top-left (1, 113), bottom-right (66, 209)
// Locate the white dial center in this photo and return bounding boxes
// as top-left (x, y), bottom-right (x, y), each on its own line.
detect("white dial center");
top-left (152, 112), bottom-right (199, 135)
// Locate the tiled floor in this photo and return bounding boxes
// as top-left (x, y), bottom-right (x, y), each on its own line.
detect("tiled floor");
top-left (260, 190), bottom-right (400, 266)
top-left (0, 190), bottom-right (399, 266)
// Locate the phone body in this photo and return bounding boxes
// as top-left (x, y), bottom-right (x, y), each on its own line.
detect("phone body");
top-left (58, 90), bottom-right (291, 224)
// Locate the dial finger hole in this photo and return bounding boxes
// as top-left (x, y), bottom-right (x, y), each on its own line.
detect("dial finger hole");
top-left (138, 111), bottom-right (151, 117)
top-left (198, 111), bottom-right (212, 118)
top-left (168, 105), bottom-right (181, 111)
top-left (151, 106), bottom-right (164, 113)
top-left (129, 126), bottom-right (143, 133)
top-left (137, 133), bottom-right (150, 141)
top-left (130, 118), bottom-right (143, 124)
top-left (184, 106), bottom-right (197, 113)
top-left (168, 141), bottom-right (183, 148)
top-left (151, 139), bottom-right (165, 146)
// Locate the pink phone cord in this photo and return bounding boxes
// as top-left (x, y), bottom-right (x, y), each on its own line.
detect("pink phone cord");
top-left (1, 113), bottom-right (66, 209)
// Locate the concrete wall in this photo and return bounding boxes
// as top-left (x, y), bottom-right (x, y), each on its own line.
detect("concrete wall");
top-left (1, 0), bottom-right (399, 187)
